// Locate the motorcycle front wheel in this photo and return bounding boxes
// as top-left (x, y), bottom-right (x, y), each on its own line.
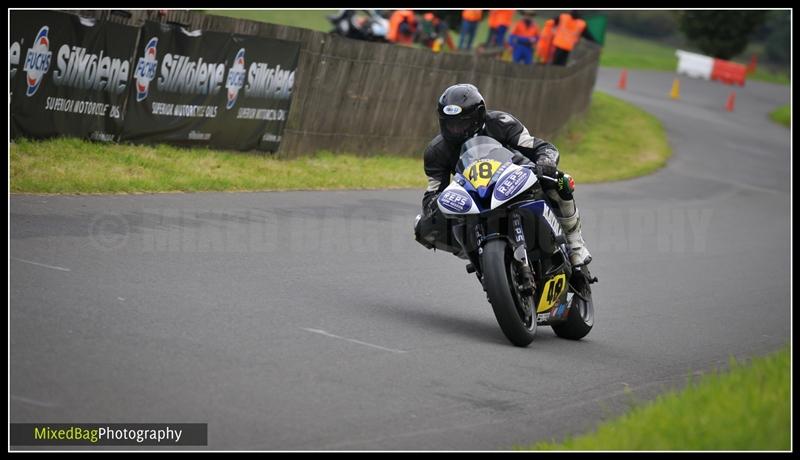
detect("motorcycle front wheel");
top-left (481, 239), bottom-right (536, 347)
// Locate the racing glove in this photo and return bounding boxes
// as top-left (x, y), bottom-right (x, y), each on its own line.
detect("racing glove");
top-left (535, 157), bottom-right (558, 178)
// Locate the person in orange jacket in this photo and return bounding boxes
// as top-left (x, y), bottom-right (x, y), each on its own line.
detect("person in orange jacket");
top-left (387, 10), bottom-right (417, 46)
top-left (551, 10), bottom-right (587, 66)
top-left (459, 9), bottom-right (482, 50)
top-left (509, 11), bottom-right (539, 65)
top-left (536, 18), bottom-right (556, 64)
top-left (487, 9), bottom-right (515, 47)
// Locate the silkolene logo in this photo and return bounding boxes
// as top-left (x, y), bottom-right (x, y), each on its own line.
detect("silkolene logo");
top-left (225, 48), bottom-right (246, 109)
top-left (134, 37), bottom-right (159, 102)
top-left (23, 26), bottom-right (53, 96)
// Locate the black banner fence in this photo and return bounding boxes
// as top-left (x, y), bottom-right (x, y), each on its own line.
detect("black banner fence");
top-left (10, 10), bottom-right (301, 153)
top-left (10, 11), bottom-right (139, 142)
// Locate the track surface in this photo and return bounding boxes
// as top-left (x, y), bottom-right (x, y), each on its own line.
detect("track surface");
top-left (10, 68), bottom-right (791, 450)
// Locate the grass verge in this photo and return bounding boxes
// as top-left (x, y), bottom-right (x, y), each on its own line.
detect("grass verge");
top-left (10, 140), bottom-right (426, 194)
top-left (519, 345), bottom-right (790, 451)
top-left (601, 31), bottom-right (790, 85)
top-left (769, 105), bottom-right (790, 127)
top-left (10, 91), bottom-right (670, 194)
top-left (554, 91), bottom-right (671, 183)
top-left (209, 9), bottom-right (337, 33)
top-left (600, 31), bottom-right (680, 72)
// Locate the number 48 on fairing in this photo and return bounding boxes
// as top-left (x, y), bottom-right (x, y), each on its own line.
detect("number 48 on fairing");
top-left (466, 159), bottom-right (501, 188)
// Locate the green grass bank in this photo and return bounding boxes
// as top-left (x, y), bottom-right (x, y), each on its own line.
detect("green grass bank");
top-left (520, 346), bottom-right (790, 451)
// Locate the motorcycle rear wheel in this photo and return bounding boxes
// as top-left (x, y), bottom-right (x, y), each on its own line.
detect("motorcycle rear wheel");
top-left (552, 273), bottom-right (594, 340)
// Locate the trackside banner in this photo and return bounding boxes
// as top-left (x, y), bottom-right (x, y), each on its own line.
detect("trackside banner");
top-left (121, 21), bottom-right (300, 152)
top-left (10, 10), bottom-right (140, 142)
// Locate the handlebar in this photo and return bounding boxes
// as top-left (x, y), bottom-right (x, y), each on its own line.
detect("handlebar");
top-left (520, 164), bottom-right (562, 183)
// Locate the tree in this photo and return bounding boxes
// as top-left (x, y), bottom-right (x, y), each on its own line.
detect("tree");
top-left (764, 10), bottom-right (790, 66)
top-left (678, 11), bottom-right (767, 59)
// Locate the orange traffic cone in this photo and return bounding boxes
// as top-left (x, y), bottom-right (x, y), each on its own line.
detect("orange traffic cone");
top-left (669, 78), bottom-right (680, 100)
top-left (618, 69), bottom-right (628, 90)
top-left (726, 91), bottom-right (736, 112)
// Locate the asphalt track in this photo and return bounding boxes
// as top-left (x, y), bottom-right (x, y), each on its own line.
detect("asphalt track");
top-left (10, 68), bottom-right (791, 450)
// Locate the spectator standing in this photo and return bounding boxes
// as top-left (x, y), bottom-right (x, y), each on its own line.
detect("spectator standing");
top-left (387, 10), bottom-right (417, 46)
top-left (551, 11), bottom-right (587, 66)
top-left (459, 10), bottom-right (482, 50)
top-left (487, 9), bottom-right (515, 47)
top-left (509, 11), bottom-right (539, 65)
top-left (536, 18), bottom-right (556, 64)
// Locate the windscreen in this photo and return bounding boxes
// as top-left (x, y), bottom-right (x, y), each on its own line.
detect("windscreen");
top-left (455, 136), bottom-right (516, 174)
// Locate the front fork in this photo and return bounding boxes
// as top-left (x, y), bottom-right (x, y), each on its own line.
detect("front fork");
top-left (461, 212), bottom-right (536, 298)
top-left (509, 212), bottom-right (536, 297)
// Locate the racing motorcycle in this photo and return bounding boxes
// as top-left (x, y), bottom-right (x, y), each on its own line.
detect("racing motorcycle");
top-left (415, 136), bottom-right (597, 347)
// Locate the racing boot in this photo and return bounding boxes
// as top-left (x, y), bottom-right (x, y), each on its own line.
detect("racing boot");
top-left (557, 209), bottom-right (592, 267)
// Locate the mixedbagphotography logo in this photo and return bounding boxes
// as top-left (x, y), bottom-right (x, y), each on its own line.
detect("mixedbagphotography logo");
top-left (10, 423), bottom-right (207, 446)
top-left (89, 213), bottom-right (130, 251)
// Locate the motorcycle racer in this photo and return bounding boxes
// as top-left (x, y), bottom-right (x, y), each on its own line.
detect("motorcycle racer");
top-left (415, 83), bottom-right (592, 267)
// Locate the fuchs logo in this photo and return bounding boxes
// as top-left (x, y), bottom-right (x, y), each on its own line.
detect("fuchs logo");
top-left (23, 26), bottom-right (52, 96)
top-left (134, 37), bottom-right (159, 102)
top-left (225, 48), bottom-right (246, 109)
top-left (443, 104), bottom-right (462, 115)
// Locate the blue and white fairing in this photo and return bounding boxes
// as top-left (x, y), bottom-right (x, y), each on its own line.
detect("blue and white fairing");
top-left (490, 164), bottom-right (539, 210)
top-left (437, 180), bottom-right (480, 215)
top-left (518, 199), bottom-right (564, 237)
